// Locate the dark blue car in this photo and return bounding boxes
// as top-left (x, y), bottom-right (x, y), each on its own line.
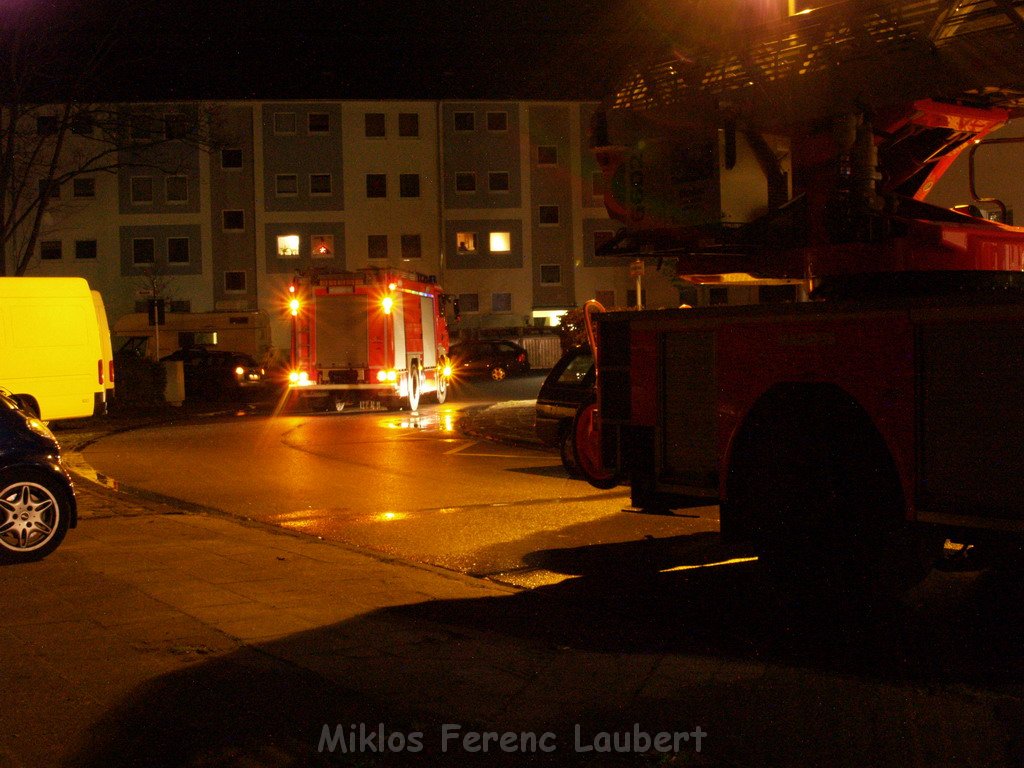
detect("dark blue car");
top-left (0, 388), bottom-right (77, 563)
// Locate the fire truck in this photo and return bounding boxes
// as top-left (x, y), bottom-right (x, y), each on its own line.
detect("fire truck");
top-left (579, 0), bottom-right (1024, 593)
top-left (286, 269), bottom-right (452, 412)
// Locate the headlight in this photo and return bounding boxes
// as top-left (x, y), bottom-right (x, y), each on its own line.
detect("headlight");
top-left (25, 417), bottom-right (56, 442)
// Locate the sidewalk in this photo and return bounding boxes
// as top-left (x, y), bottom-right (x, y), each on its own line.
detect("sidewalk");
top-left (2, 403), bottom-right (1020, 768)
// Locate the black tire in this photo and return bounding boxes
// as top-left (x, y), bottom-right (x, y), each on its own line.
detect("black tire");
top-left (571, 394), bottom-right (620, 490)
top-left (734, 391), bottom-right (939, 599)
top-left (0, 467), bottom-right (72, 563)
top-left (559, 425), bottom-right (582, 478)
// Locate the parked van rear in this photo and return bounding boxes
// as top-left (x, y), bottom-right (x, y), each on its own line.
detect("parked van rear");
top-left (0, 277), bottom-right (104, 420)
top-left (92, 290), bottom-right (114, 406)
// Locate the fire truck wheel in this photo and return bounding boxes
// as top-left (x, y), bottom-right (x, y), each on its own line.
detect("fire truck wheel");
top-left (733, 387), bottom-right (939, 599)
top-left (435, 365), bottom-right (448, 404)
top-left (408, 363), bottom-right (421, 411)
top-left (571, 395), bottom-right (620, 489)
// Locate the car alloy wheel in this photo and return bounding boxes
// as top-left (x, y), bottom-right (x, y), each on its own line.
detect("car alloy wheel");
top-left (0, 469), bottom-right (71, 563)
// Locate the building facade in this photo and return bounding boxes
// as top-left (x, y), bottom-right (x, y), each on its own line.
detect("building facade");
top-left (26, 99), bottom-right (683, 355)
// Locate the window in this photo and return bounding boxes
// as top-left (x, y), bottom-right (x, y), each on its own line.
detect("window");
top-left (399, 173), bottom-right (420, 198)
top-left (132, 238), bottom-right (155, 265)
top-left (454, 111), bottom-right (474, 131)
top-left (595, 290), bottom-right (615, 308)
top-left (492, 293), bottom-right (512, 313)
top-left (487, 111), bottom-right (508, 131)
top-left (488, 172), bottom-right (509, 192)
top-left (366, 174), bottom-right (387, 198)
top-left (592, 171), bottom-right (604, 198)
top-left (368, 234), bottom-right (388, 259)
top-left (165, 176), bottom-right (188, 203)
top-left (398, 113), bottom-right (419, 137)
top-left (311, 235), bottom-right (334, 259)
top-left (130, 177), bottom-right (152, 204)
top-left (36, 116), bottom-right (58, 136)
top-left (538, 145), bottom-right (557, 165)
top-left (308, 112), bottom-right (330, 133)
top-left (539, 205), bottom-right (560, 225)
top-left (221, 148), bottom-right (243, 169)
top-left (164, 113), bottom-right (189, 140)
top-left (627, 288), bottom-right (648, 307)
top-left (223, 210), bottom-right (244, 230)
top-left (71, 113), bottom-right (94, 136)
top-left (39, 180), bottom-right (59, 199)
top-left (455, 172), bottom-right (476, 193)
top-left (129, 115), bottom-right (151, 140)
top-left (540, 264), bottom-right (561, 285)
top-left (40, 241), bottom-right (62, 260)
top-left (456, 232), bottom-right (476, 253)
top-left (224, 271), bottom-right (247, 292)
top-left (167, 237), bottom-right (190, 264)
top-left (594, 230), bottom-right (615, 254)
top-left (276, 174), bottom-right (298, 195)
top-left (310, 173), bottom-right (332, 195)
top-left (364, 112), bottom-right (385, 137)
top-left (709, 287), bottom-right (729, 306)
top-left (73, 177), bottom-right (96, 198)
top-left (401, 234), bottom-right (421, 260)
top-left (273, 112), bottom-right (296, 134)
top-left (489, 231), bottom-right (511, 253)
top-left (457, 293), bottom-right (479, 313)
top-left (75, 240), bottom-right (97, 260)
top-left (277, 234), bottom-right (300, 258)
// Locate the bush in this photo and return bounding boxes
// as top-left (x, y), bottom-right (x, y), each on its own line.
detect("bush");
top-left (113, 355), bottom-right (167, 407)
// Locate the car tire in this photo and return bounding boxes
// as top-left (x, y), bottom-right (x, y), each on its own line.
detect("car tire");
top-left (0, 467), bottom-right (72, 563)
top-left (559, 425), bottom-right (582, 478)
top-left (490, 366), bottom-right (507, 381)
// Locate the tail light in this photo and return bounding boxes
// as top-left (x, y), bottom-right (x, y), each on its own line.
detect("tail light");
top-left (517, 353), bottom-right (526, 363)
top-left (109, 360), bottom-right (115, 384)
top-left (98, 359), bottom-right (104, 385)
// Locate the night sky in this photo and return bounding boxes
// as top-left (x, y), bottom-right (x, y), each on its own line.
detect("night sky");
top-left (45, 0), bottom-right (674, 102)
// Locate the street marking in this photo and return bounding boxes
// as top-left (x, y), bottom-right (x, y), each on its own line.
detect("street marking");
top-left (444, 440), bottom-right (524, 458)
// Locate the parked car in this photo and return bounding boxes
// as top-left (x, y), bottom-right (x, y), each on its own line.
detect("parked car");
top-left (0, 387), bottom-right (77, 563)
top-left (535, 345), bottom-right (595, 475)
top-left (449, 340), bottom-right (531, 381)
top-left (159, 347), bottom-right (268, 401)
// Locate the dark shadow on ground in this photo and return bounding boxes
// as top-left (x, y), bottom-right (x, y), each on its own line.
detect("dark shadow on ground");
top-left (67, 536), bottom-right (1024, 768)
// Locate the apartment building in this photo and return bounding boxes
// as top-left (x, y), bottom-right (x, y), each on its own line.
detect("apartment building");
top-left (26, 99), bottom-right (682, 355)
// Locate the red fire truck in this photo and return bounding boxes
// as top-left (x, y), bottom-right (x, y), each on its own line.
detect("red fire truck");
top-left (286, 269), bottom-right (452, 412)
top-left (579, 0), bottom-right (1024, 594)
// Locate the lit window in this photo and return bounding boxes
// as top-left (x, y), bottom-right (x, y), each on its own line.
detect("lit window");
top-left (311, 235), bottom-right (334, 259)
top-left (454, 111), bottom-right (474, 131)
top-left (401, 234), bottom-right (421, 260)
top-left (221, 148), bottom-right (243, 169)
top-left (168, 237), bottom-right (190, 264)
top-left (73, 177), bottom-right (95, 198)
top-left (399, 173), bottom-right (420, 198)
top-left (276, 174), bottom-right (298, 195)
top-left (40, 241), bottom-right (62, 260)
top-left (365, 113), bottom-right (385, 137)
top-left (225, 271), bottom-right (246, 292)
top-left (456, 232), bottom-right (476, 253)
top-left (539, 205), bottom-right (560, 225)
top-left (166, 176), bottom-right (188, 203)
top-left (540, 264), bottom-right (561, 285)
top-left (398, 113), bottom-right (419, 137)
top-left (130, 177), bottom-right (153, 204)
top-left (133, 238), bottom-right (155, 265)
top-left (368, 234), bottom-right (387, 259)
top-left (223, 210), bottom-right (244, 231)
top-left (308, 112), bottom-right (330, 133)
top-left (487, 111), bottom-right (508, 131)
top-left (489, 232), bottom-right (511, 253)
top-left (277, 234), bottom-right (300, 258)
top-left (455, 172), bottom-right (476, 193)
top-left (75, 240), bottom-right (97, 259)
top-left (488, 172), bottom-right (510, 192)
top-left (310, 173), bottom-right (332, 195)
top-left (538, 146), bottom-right (557, 165)
top-left (274, 112), bottom-right (296, 134)
top-left (366, 174), bottom-right (387, 198)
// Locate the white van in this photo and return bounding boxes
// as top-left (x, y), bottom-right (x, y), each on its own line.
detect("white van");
top-left (91, 290), bottom-right (114, 405)
top-left (0, 277), bottom-right (104, 420)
